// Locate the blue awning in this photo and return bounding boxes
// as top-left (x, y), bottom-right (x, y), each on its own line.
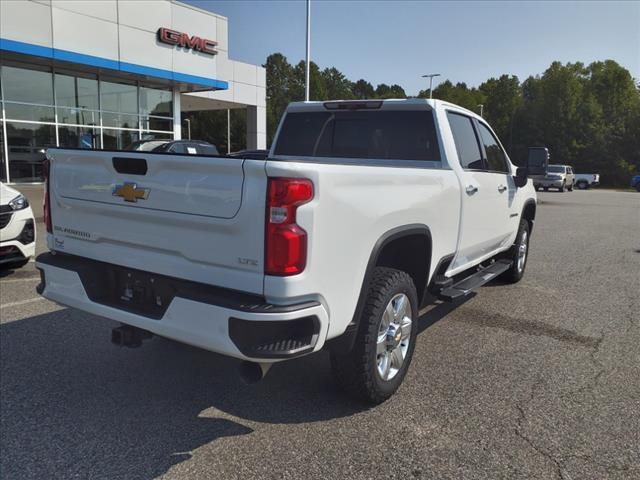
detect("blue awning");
top-left (0, 37), bottom-right (228, 91)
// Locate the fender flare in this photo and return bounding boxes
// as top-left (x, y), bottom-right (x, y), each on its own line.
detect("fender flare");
top-left (326, 224), bottom-right (432, 354)
top-left (521, 198), bottom-right (537, 233)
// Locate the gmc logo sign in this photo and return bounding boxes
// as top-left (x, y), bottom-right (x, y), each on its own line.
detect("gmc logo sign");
top-left (157, 27), bottom-right (218, 56)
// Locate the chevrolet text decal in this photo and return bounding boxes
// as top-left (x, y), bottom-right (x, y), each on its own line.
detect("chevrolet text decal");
top-left (157, 27), bottom-right (218, 56)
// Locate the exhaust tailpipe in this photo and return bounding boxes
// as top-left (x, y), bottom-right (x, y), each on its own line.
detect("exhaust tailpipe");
top-left (111, 324), bottom-right (153, 348)
top-left (239, 361), bottom-right (272, 384)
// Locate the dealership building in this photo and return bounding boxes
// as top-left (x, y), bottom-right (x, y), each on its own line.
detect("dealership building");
top-left (0, 0), bottom-right (266, 183)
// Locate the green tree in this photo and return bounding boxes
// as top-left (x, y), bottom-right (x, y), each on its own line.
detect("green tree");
top-left (352, 79), bottom-right (375, 99)
top-left (322, 67), bottom-right (354, 100)
top-left (478, 75), bottom-right (522, 143)
top-left (374, 83), bottom-right (406, 99)
top-left (264, 53), bottom-right (295, 145)
top-left (420, 80), bottom-right (485, 113)
top-left (291, 60), bottom-right (327, 101)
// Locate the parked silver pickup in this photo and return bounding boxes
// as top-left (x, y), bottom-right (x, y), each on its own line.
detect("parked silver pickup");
top-left (532, 164), bottom-right (575, 192)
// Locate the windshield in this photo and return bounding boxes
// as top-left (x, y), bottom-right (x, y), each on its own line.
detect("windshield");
top-left (547, 165), bottom-right (565, 173)
top-left (274, 110), bottom-right (440, 162)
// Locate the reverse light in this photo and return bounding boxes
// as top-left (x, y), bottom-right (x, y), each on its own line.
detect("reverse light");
top-left (265, 178), bottom-right (314, 276)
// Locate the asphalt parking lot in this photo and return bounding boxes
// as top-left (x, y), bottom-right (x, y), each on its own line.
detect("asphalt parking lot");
top-left (1, 189), bottom-right (639, 480)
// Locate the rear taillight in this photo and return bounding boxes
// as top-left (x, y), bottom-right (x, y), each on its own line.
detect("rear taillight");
top-left (43, 158), bottom-right (52, 234)
top-left (265, 177), bottom-right (313, 276)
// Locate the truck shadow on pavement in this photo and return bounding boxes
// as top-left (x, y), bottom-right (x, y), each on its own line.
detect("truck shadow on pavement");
top-left (0, 308), bottom-right (367, 479)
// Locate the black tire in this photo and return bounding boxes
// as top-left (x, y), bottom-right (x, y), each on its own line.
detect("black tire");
top-left (568, 183), bottom-right (574, 191)
top-left (558, 182), bottom-right (565, 192)
top-left (331, 267), bottom-right (419, 404)
top-left (503, 219), bottom-right (530, 283)
top-left (636, 184), bottom-right (640, 192)
top-left (577, 181), bottom-right (588, 190)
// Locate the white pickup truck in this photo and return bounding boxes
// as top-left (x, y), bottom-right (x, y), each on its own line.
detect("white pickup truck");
top-left (36, 99), bottom-right (544, 403)
top-left (574, 173), bottom-right (600, 189)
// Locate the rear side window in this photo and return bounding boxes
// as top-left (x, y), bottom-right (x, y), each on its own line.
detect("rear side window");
top-left (168, 143), bottom-right (187, 154)
top-left (477, 123), bottom-right (509, 173)
top-left (273, 110), bottom-right (440, 162)
top-left (198, 144), bottom-right (219, 155)
top-left (446, 112), bottom-right (483, 170)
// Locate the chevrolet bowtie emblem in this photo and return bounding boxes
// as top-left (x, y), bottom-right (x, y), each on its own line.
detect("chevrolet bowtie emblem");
top-left (112, 183), bottom-right (150, 202)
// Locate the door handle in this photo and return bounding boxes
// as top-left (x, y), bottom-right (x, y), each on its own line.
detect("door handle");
top-left (498, 185), bottom-right (507, 193)
top-left (465, 185), bottom-right (478, 195)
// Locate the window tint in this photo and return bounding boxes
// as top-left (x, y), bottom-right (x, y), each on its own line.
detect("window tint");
top-left (477, 123), bottom-right (509, 173)
top-left (198, 144), bottom-right (219, 155)
top-left (274, 110), bottom-right (440, 162)
top-left (446, 112), bottom-right (483, 169)
top-left (168, 143), bottom-right (187, 154)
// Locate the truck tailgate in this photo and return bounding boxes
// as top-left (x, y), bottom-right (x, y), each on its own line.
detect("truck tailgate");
top-left (46, 149), bottom-right (267, 294)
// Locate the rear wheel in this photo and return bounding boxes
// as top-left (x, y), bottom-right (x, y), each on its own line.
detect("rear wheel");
top-left (503, 219), bottom-right (530, 283)
top-left (577, 181), bottom-right (588, 190)
top-left (331, 267), bottom-right (418, 404)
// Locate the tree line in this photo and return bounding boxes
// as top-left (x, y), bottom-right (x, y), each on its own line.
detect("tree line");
top-left (265, 53), bottom-right (639, 186)
top-left (185, 53), bottom-right (639, 186)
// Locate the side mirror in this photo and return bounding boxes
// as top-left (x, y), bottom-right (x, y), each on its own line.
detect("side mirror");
top-left (527, 147), bottom-right (549, 176)
top-left (514, 167), bottom-right (528, 188)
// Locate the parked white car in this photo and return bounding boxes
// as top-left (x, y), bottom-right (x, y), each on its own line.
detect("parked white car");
top-left (36, 99), bottom-right (543, 403)
top-left (0, 183), bottom-right (36, 269)
top-left (574, 173), bottom-right (600, 189)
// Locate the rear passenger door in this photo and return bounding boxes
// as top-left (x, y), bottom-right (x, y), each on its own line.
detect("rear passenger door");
top-left (447, 112), bottom-right (513, 272)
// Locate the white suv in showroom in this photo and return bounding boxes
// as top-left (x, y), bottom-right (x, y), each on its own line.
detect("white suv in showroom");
top-left (0, 183), bottom-right (36, 269)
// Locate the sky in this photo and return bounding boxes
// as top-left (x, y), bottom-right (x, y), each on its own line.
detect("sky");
top-left (185, 0), bottom-right (640, 95)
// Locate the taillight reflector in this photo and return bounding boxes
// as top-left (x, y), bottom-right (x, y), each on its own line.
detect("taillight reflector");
top-left (265, 178), bottom-right (313, 276)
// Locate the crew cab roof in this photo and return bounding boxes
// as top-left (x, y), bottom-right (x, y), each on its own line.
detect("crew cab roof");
top-left (286, 98), bottom-right (435, 113)
top-left (285, 98), bottom-right (481, 120)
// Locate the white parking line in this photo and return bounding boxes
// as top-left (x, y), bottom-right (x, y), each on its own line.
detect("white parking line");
top-left (0, 297), bottom-right (45, 309)
top-left (0, 277), bottom-right (40, 284)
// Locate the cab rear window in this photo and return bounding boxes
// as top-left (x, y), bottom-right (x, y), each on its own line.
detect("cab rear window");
top-left (274, 110), bottom-right (441, 162)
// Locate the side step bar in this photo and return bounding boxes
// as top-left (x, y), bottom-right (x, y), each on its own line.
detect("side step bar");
top-left (437, 259), bottom-right (512, 302)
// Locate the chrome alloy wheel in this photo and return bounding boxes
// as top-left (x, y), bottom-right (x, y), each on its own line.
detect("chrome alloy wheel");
top-left (376, 293), bottom-right (412, 381)
top-left (517, 229), bottom-right (528, 273)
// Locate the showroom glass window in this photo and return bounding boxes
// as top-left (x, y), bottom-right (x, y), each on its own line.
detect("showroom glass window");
top-left (1, 63), bottom-right (175, 183)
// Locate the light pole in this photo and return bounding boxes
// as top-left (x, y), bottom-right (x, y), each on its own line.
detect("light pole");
top-left (478, 104), bottom-right (484, 117)
top-left (305, 0), bottom-right (311, 101)
top-left (421, 73), bottom-right (440, 99)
